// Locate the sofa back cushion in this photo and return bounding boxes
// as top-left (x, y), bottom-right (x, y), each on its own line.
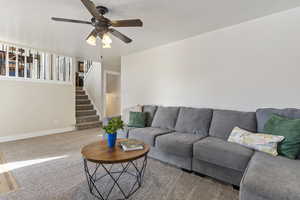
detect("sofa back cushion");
top-left (209, 109), bottom-right (257, 140)
top-left (143, 105), bottom-right (158, 127)
top-left (175, 107), bottom-right (212, 136)
top-left (256, 108), bottom-right (300, 132)
top-left (151, 106), bottom-right (179, 130)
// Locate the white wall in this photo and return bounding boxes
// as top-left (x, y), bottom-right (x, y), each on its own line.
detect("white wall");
top-left (102, 64), bottom-right (121, 118)
top-left (0, 80), bottom-right (75, 139)
top-left (105, 73), bottom-right (121, 117)
top-left (122, 8), bottom-right (300, 112)
top-left (84, 62), bottom-right (102, 118)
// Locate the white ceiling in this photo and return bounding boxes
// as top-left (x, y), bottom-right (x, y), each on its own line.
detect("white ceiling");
top-left (1, 0), bottom-right (300, 67)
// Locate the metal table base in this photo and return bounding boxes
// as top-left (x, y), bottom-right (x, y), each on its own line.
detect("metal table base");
top-left (83, 155), bottom-right (148, 200)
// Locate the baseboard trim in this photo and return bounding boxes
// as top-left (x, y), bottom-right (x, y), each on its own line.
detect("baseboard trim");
top-left (0, 126), bottom-right (76, 143)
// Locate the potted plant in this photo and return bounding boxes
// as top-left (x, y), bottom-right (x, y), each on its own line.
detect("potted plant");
top-left (103, 117), bottom-right (124, 148)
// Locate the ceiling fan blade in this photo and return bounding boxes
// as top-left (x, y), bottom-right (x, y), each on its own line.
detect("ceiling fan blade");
top-left (81, 0), bottom-right (102, 20)
top-left (51, 17), bottom-right (92, 25)
top-left (109, 28), bottom-right (132, 43)
top-left (110, 19), bottom-right (143, 27)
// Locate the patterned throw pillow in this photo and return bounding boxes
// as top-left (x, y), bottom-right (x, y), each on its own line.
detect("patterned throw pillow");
top-left (121, 105), bottom-right (143, 125)
top-left (228, 127), bottom-right (284, 156)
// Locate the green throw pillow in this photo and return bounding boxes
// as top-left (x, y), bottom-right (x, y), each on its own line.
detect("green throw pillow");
top-left (128, 112), bottom-right (146, 128)
top-left (264, 114), bottom-right (300, 159)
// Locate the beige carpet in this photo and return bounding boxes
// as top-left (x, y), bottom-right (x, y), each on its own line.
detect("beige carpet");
top-left (0, 128), bottom-right (238, 200)
top-left (0, 153), bottom-right (19, 194)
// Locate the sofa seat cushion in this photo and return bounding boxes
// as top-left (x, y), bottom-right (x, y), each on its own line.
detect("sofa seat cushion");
top-left (241, 152), bottom-right (300, 200)
top-left (156, 132), bottom-right (205, 157)
top-left (193, 137), bottom-right (253, 171)
top-left (175, 107), bottom-right (213, 136)
top-left (128, 127), bottom-right (173, 146)
top-left (209, 109), bottom-right (257, 140)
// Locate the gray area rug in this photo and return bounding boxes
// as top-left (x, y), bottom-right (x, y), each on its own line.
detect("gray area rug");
top-left (0, 129), bottom-right (238, 200)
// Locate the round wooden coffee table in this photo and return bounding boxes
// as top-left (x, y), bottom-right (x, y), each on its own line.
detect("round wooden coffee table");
top-left (81, 139), bottom-right (150, 200)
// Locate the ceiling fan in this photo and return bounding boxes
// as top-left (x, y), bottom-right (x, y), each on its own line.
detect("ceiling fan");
top-left (51, 0), bottom-right (143, 48)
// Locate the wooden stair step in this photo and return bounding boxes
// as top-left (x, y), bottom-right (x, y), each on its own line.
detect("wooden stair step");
top-left (76, 115), bottom-right (99, 123)
top-left (76, 88), bottom-right (84, 92)
top-left (76, 110), bottom-right (96, 117)
top-left (76, 90), bottom-right (85, 95)
top-left (76, 95), bottom-right (88, 100)
top-left (76, 104), bottom-right (93, 111)
top-left (76, 121), bottom-right (101, 130)
top-left (76, 99), bottom-right (91, 105)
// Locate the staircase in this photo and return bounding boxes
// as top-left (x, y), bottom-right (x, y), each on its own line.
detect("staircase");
top-left (76, 87), bottom-right (101, 130)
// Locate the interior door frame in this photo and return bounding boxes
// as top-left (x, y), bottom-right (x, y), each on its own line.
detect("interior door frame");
top-left (103, 70), bottom-right (121, 118)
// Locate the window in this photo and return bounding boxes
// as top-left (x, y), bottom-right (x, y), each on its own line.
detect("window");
top-left (49, 54), bottom-right (53, 80)
top-left (18, 48), bottom-right (25, 78)
top-left (26, 50), bottom-right (33, 79)
top-left (35, 52), bottom-right (41, 79)
top-left (0, 42), bottom-right (73, 83)
top-left (66, 57), bottom-right (72, 82)
top-left (56, 55), bottom-right (61, 81)
top-left (8, 46), bottom-right (16, 77)
top-left (0, 44), bottom-right (6, 76)
top-left (60, 56), bottom-right (66, 82)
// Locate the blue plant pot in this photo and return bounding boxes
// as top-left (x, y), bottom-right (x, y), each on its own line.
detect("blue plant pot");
top-left (107, 133), bottom-right (117, 148)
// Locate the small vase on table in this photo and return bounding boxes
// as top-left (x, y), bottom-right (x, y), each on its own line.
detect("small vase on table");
top-left (107, 133), bottom-right (117, 148)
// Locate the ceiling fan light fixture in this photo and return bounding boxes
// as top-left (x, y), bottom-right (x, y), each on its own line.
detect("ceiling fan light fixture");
top-left (86, 33), bottom-right (97, 46)
top-left (101, 33), bottom-right (112, 48)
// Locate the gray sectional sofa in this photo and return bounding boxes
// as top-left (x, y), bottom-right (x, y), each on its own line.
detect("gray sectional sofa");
top-left (105, 106), bottom-right (300, 200)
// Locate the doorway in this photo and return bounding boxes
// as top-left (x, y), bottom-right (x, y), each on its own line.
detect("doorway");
top-left (103, 70), bottom-right (121, 118)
